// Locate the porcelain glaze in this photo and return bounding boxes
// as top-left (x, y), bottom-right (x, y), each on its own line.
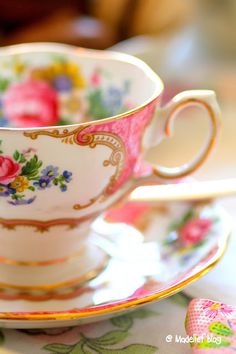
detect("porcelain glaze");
top-left (0, 43), bottom-right (221, 288)
top-left (0, 198), bottom-right (230, 328)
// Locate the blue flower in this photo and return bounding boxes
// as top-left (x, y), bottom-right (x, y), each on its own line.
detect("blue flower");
top-left (34, 176), bottom-right (51, 190)
top-left (8, 196), bottom-right (36, 206)
top-left (123, 80), bottom-right (130, 94)
top-left (0, 184), bottom-right (16, 196)
top-left (41, 165), bottom-right (59, 180)
top-left (0, 100), bottom-right (9, 127)
top-left (60, 185), bottom-right (67, 192)
top-left (0, 117), bottom-right (9, 127)
top-left (103, 87), bottom-right (122, 115)
top-left (63, 170), bottom-right (72, 183)
top-left (52, 75), bottom-right (72, 92)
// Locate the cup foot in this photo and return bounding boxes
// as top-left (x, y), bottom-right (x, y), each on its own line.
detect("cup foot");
top-left (0, 241), bottom-right (108, 291)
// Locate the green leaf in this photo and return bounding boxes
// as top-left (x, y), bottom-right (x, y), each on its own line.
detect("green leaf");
top-left (87, 90), bottom-right (110, 120)
top-left (53, 179), bottom-right (59, 185)
top-left (185, 313), bottom-right (189, 330)
top-left (111, 316), bottom-right (133, 330)
top-left (197, 338), bottom-right (231, 349)
top-left (19, 155), bottom-right (26, 163)
top-left (0, 77), bottom-right (10, 92)
top-left (28, 177), bottom-right (40, 181)
top-left (130, 309), bottom-right (157, 319)
top-left (0, 330), bottom-right (4, 344)
top-left (89, 343), bottom-right (157, 354)
top-left (170, 293), bottom-right (192, 307)
top-left (182, 209), bottom-right (196, 224)
top-left (168, 209), bottom-right (196, 232)
top-left (43, 343), bottom-right (74, 353)
top-left (58, 118), bottom-right (72, 126)
top-left (51, 54), bottom-right (67, 63)
top-left (78, 346), bottom-right (92, 354)
top-left (88, 330), bottom-right (128, 346)
top-left (117, 344), bottom-right (157, 354)
top-left (21, 155), bottom-right (43, 177)
top-left (13, 150), bottom-right (20, 161)
top-left (209, 322), bottom-right (234, 337)
top-left (70, 341), bottom-right (86, 354)
top-left (11, 194), bottom-right (25, 200)
top-left (28, 186), bottom-right (35, 191)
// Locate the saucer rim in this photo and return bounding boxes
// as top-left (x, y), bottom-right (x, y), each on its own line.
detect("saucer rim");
top-left (0, 203), bottom-right (230, 323)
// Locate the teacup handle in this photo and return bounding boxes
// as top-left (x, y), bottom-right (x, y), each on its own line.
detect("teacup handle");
top-left (142, 90), bottom-right (221, 179)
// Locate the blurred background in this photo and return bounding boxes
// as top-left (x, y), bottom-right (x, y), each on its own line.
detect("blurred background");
top-left (0, 0), bottom-right (192, 48)
top-left (0, 0), bottom-right (236, 180)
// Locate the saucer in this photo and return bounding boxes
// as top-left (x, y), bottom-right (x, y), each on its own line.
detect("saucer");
top-left (0, 199), bottom-right (231, 328)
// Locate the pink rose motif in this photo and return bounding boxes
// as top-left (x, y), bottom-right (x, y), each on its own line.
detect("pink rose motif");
top-left (90, 71), bottom-right (101, 87)
top-left (3, 80), bottom-right (58, 127)
top-left (0, 156), bottom-right (21, 184)
top-left (179, 218), bottom-right (212, 246)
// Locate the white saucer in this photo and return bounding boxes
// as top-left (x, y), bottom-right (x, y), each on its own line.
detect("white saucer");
top-left (0, 199), bottom-right (230, 328)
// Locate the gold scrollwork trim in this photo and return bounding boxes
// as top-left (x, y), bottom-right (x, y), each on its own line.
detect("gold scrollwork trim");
top-left (24, 126), bottom-right (126, 210)
top-left (24, 125), bottom-right (86, 142)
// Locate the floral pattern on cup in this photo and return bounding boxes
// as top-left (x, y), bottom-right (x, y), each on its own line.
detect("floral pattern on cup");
top-left (3, 80), bottom-right (58, 127)
top-left (87, 67), bottom-right (132, 120)
top-left (0, 55), bottom-right (131, 128)
top-left (0, 142), bottom-right (72, 205)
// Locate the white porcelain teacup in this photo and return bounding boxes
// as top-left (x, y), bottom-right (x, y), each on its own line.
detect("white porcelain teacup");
top-left (0, 43), bottom-right (220, 291)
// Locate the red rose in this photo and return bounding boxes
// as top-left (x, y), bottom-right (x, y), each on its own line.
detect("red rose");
top-left (90, 71), bottom-right (101, 87)
top-left (3, 80), bottom-right (58, 127)
top-left (0, 156), bottom-right (21, 184)
top-left (179, 218), bottom-right (212, 246)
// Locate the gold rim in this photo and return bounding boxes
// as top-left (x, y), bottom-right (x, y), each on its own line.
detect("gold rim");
top-left (0, 42), bottom-right (163, 132)
top-left (0, 247), bottom-right (86, 267)
top-left (153, 98), bottom-right (219, 179)
top-left (0, 254), bottom-right (109, 290)
top-left (0, 229), bottom-right (229, 321)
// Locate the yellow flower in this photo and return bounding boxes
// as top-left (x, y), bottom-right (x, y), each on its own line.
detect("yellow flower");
top-left (13, 57), bottom-right (26, 75)
top-left (30, 61), bottom-right (85, 90)
top-left (10, 176), bottom-right (29, 193)
top-left (63, 93), bottom-right (82, 113)
top-left (31, 68), bottom-right (49, 81)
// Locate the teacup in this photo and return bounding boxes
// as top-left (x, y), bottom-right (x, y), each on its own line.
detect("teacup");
top-left (0, 43), bottom-right (220, 291)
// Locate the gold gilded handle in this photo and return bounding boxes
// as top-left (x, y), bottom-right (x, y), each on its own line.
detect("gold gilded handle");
top-left (150, 90), bottom-right (221, 179)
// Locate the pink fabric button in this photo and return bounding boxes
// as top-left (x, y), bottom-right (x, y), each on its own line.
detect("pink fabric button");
top-left (186, 299), bottom-right (236, 353)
